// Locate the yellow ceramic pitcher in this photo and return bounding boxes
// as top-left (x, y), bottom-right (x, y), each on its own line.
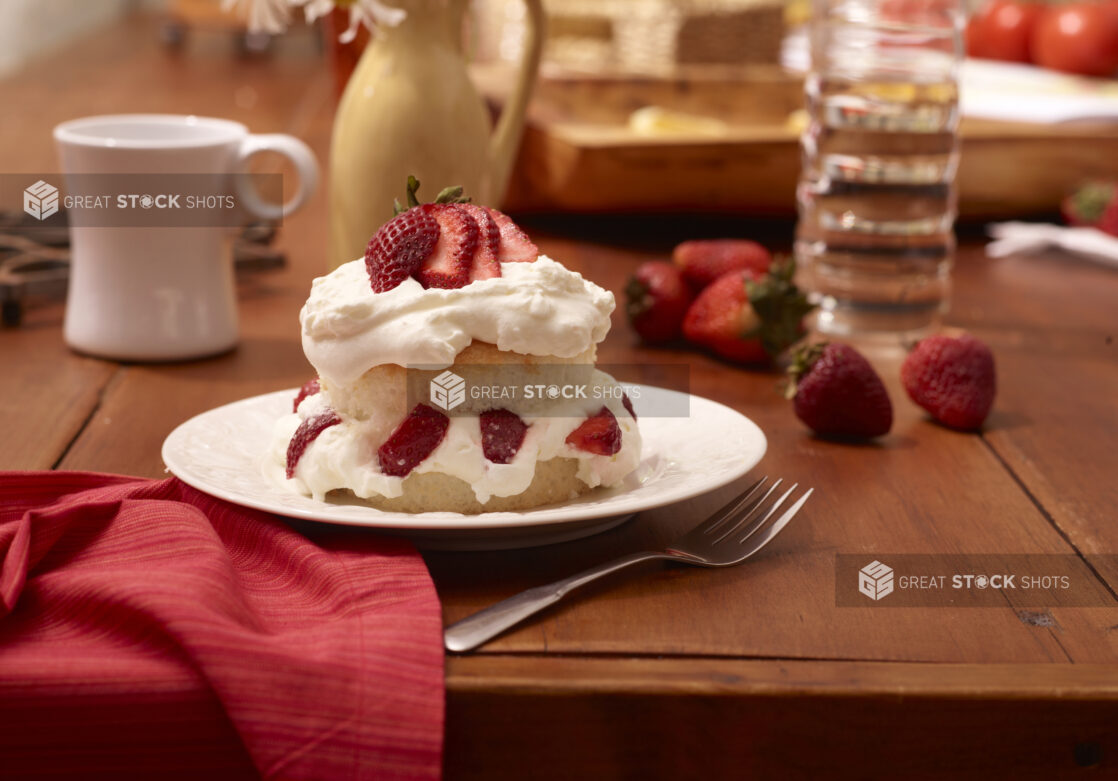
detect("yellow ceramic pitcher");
top-left (329, 0), bottom-right (545, 269)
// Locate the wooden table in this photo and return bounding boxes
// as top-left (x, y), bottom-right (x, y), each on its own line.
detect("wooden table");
top-left (4, 15), bottom-right (1118, 779)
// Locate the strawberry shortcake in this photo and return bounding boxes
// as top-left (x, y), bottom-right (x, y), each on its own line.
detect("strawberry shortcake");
top-left (266, 184), bottom-right (642, 513)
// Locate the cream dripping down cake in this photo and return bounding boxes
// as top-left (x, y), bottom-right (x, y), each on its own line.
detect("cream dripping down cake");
top-left (267, 184), bottom-right (641, 513)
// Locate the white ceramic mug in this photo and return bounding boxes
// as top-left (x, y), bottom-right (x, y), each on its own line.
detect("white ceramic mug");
top-left (54, 114), bottom-right (318, 361)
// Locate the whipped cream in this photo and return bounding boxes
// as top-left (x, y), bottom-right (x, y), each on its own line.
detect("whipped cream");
top-left (265, 379), bottom-right (642, 506)
top-left (301, 256), bottom-right (615, 385)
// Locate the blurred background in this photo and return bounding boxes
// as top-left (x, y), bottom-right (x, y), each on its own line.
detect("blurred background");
top-left (2, 0), bottom-right (1117, 220)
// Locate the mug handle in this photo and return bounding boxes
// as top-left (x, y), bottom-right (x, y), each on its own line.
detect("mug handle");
top-left (234, 134), bottom-right (319, 220)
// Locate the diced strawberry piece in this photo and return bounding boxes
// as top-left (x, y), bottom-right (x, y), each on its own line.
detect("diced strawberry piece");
top-left (377, 403), bottom-right (450, 477)
top-left (565, 406), bottom-right (622, 456)
top-left (621, 392), bottom-right (637, 420)
top-left (285, 411), bottom-right (342, 478)
top-left (479, 408), bottom-right (528, 464)
top-left (292, 377), bottom-right (321, 413)
top-left (416, 204), bottom-right (479, 289)
top-left (365, 207), bottom-right (440, 293)
top-left (485, 207), bottom-right (539, 263)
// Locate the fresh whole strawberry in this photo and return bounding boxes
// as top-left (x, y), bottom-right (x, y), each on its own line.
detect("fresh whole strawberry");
top-left (565, 407), bottom-right (622, 456)
top-left (1061, 181), bottom-right (1118, 237)
top-left (673, 239), bottom-right (772, 292)
top-left (901, 333), bottom-right (996, 431)
top-left (286, 411), bottom-right (342, 478)
top-left (480, 408), bottom-right (529, 464)
top-left (682, 260), bottom-right (814, 364)
top-left (786, 343), bottom-right (893, 439)
top-left (625, 261), bottom-right (694, 343)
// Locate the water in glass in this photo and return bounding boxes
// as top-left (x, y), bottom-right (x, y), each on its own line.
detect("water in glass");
top-left (795, 0), bottom-right (963, 338)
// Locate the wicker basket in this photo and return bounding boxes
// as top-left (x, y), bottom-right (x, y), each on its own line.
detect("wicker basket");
top-left (537, 0), bottom-right (786, 73)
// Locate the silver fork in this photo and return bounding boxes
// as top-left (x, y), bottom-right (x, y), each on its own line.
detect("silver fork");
top-left (444, 476), bottom-right (812, 653)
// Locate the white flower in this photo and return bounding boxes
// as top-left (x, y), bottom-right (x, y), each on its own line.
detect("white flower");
top-left (298, 0), bottom-right (335, 24)
top-left (221, 0), bottom-right (292, 35)
top-left (224, 0), bottom-right (405, 40)
top-left (336, 0), bottom-right (406, 43)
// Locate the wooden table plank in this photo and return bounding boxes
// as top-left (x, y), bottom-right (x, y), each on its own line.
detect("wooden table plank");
top-left (0, 15), bottom-right (326, 173)
top-left (947, 250), bottom-right (1118, 596)
top-left (48, 193), bottom-right (1116, 666)
top-left (1, 13), bottom-right (331, 474)
top-left (0, 306), bottom-right (117, 469)
top-left (445, 657), bottom-right (1118, 781)
top-left (425, 230), bottom-right (1118, 666)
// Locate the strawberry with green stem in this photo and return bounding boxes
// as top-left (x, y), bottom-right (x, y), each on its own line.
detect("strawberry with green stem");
top-left (366, 177), bottom-right (539, 292)
top-left (625, 261), bottom-right (693, 344)
top-left (682, 259), bottom-right (815, 364)
top-left (1062, 181), bottom-right (1118, 237)
top-left (786, 342), bottom-right (893, 439)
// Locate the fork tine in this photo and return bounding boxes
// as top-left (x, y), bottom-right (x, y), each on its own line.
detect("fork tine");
top-left (739, 487), bottom-right (813, 557)
top-left (700, 476), bottom-right (767, 536)
top-left (711, 479), bottom-right (783, 544)
top-left (737, 482), bottom-right (798, 545)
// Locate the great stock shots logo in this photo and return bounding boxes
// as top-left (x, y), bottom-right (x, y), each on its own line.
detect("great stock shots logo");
top-left (859, 560), bottom-right (895, 601)
top-left (429, 370), bottom-right (467, 411)
top-left (23, 180), bottom-right (59, 220)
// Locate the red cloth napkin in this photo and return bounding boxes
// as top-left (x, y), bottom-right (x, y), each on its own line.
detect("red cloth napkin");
top-left (0, 471), bottom-right (444, 779)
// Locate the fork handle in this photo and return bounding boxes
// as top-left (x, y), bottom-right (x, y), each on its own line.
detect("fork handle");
top-left (444, 551), bottom-right (670, 653)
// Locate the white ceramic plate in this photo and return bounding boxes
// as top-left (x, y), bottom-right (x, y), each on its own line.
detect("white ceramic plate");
top-left (161, 385), bottom-right (766, 550)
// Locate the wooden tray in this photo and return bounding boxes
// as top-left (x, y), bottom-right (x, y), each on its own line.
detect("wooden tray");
top-left (476, 64), bottom-right (1118, 218)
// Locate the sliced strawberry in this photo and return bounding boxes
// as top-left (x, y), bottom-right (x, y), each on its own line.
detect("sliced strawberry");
top-left (377, 403), bottom-right (450, 477)
top-left (285, 411), bottom-right (342, 478)
top-left (461, 204), bottom-right (501, 281)
top-left (486, 207), bottom-right (539, 263)
top-left (621, 392), bottom-right (637, 420)
top-left (292, 377), bottom-right (321, 413)
top-left (415, 204), bottom-right (479, 289)
top-left (365, 207), bottom-right (440, 293)
top-left (565, 407), bottom-right (622, 456)
top-left (480, 408), bottom-right (528, 464)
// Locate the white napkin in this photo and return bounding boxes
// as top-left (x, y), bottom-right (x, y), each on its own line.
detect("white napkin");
top-left (961, 60), bottom-right (1118, 123)
top-left (779, 33), bottom-right (1118, 124)
top-left (986, 222), bottom-right (1118, 268)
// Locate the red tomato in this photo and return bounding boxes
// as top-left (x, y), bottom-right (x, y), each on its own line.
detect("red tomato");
top-left (966, 0), bottom-right (1043, 63)
top-left (1031, 3), bottom-right (1118, 77)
